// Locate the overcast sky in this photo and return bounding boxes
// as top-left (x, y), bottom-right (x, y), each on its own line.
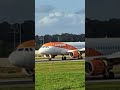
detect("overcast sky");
top-left (86, 0), bottom-right (120, 20)
top-left (35, 0), bottom-right (85, 35)
top-left (0, 0), bottom-right (34, 23)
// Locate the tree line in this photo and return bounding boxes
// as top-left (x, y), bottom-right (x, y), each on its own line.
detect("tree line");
top-left (35, 33), bottom-right (85, 49)
top-left (0, 20), bottom-right (34, 57)
top-left (86, 18), bottom-right (120, 38)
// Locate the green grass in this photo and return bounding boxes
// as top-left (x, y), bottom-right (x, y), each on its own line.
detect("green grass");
top-left (35, 61), bottom-right (85, 90)
top-left (86, 81), bottom-right (120, 90)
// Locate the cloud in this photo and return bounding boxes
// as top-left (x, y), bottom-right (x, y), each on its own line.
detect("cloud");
top-left (0, 0), bottom-right (34, 23)
top-left (75, 9), bottom-right (85, 14)
top-left (36, 5), bottom-right (55, 13)
top-left (37, 11), bottom-right (85, 26)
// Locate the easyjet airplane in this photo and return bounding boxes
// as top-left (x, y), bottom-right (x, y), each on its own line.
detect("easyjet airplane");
top-left (38, 42), bottom-right (85, 60)
top-left (86, 38), bottom-right (120, 79)
top-left (8, 40), bottom-right (35, 76)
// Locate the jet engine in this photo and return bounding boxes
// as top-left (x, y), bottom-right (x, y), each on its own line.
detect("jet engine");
top-left (22, 68), bottom-right (34, 76)
top-left (85, 60), bottom-right (107, 75)
top-left (69, 51), bottom-right (80, 58)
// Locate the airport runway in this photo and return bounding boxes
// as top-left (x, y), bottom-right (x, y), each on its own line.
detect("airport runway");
top-left (0, 78), bottom-right (34, 86)
top-left (86, 74), bottom-right (120, 83)
top-left (86, 74), bottom-right (120, 80)
top-left (35, 56), bottom-right (85, 62)
top-left (86, 79), bottom-right (120, 83)
top-left (35, 58), bottom-right (85, 63)
top-left (0, 58), bottom-right (14, 67)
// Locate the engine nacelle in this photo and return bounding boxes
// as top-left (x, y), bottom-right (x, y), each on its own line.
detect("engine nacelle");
top-left (86, 60), bottom-right (107, 75)
top-left (69, 51), bottom-right (80, 58)
top-left (22, 68), bottom-right (34, 76)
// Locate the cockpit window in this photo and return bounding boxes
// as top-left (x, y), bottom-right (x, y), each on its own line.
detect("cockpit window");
top-left (42, 46), bottom-right (49, 48)
top-left (29, 48), bottom-right (33, 51)
top-left (18, 48), bottom-right (24, 51)
top-left (25, 48), bottom-right (29, 51)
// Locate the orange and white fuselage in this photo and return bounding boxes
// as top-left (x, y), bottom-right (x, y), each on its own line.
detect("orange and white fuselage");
top-left (39, 42), bottom-right (85, 60)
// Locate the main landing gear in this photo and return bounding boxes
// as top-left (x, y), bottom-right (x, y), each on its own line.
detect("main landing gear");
top-left (62, 55), bottom-right (66, 60)
top-left (78, 55), bottom-right (83, 59)
top-left (103, 65), bottom-right (114, 79)
top-left (103, 71), bottom-right (114, 79)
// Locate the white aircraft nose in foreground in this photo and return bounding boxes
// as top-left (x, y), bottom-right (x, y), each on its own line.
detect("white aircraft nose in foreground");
top-left (8, 40), bottom-right (35, 76)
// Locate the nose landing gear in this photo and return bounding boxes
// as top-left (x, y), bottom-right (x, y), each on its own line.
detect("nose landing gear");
top-left (62, 55), bottom-right (66, 60)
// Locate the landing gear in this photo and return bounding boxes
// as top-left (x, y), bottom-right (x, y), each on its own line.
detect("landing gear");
top-left (48, 58), bottom-right (52, 61)
top-left (103, 71), bottom-right (114, 79)
top-left (80, 56), bottom-right (83, 59)
top-left (47, 55), bottom-right (57, 60)
top-left (62, 56), bottom-right (66, 60)
top-left (103, 65), bottom-right (114, 79)
top-left (78, 55), bottom-right (83, 59)
top-left (32, 73), bottom-right (35, 82)
top-left (48, 55), bottom-right (52, 61)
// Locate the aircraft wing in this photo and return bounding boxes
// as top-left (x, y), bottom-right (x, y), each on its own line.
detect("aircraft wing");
top-left (86, 51), bottom-right (120, 65)
top-left (67, 48), bottom-right (85, 52)
top-left (78, 48), bottom-right (85, 51)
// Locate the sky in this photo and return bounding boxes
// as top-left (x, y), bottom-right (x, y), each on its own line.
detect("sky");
top-left (86, 0), bottom-right (120, 20)
top-left (35, 0), bottom-right (85, 35)
top-left (0, 0), bottom-right (34, 23)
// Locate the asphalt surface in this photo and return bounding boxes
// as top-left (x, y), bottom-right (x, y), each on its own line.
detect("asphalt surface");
top-left (86, 79), bottom-right (120, 83)
top-left (0, 58), bottom-right (14, 67)
top-left (86, 74), bottom-right (120, 79)
top-left (0, 78), bottom-right (34, 86)
top-left (35, 57), bottom-right (85, 62)
top-left (35, 59), bottom-right (84, 63)
top-left (86, 74), bottom-right (120, 83)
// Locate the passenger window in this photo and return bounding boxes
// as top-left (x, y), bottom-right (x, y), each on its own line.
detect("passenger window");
top-left (29, 48), bottom-right (33, 51)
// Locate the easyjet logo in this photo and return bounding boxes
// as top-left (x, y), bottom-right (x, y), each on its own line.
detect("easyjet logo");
top-left (55, 44), bottom-right (66, 47)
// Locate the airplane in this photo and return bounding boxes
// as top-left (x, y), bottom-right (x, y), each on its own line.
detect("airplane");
top-left (86, 38), bottom-right (120, 79)
top-left (8, 40), bottom-right (35, 77)
top-left (38, 42), bottom-right (85, 60)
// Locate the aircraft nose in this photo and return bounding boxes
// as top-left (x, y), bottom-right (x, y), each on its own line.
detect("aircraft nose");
top-left (8, 50), bottom-right (34, 68)
top-left (38, 47), bottom-right (52, 55)
top-left (38, 48), bottom-right (46, 54)
top-left (38, 48), bottom-right (42, 54)
top-left (8, 51), bottom-right (21, 66)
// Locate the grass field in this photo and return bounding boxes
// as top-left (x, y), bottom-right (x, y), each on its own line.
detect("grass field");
top-left (35, 61), bottom-right (85, 90)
